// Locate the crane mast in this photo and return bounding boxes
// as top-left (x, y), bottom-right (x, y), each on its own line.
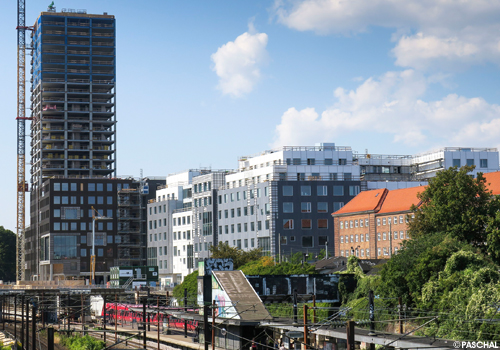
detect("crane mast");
top-left (16, 0), bottom-right (27, 282)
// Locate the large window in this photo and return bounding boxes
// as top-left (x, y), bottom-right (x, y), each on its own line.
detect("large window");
top-left (317, 186), bottom-right (328, 196)
top-left (283, 219), bottom-right (294, 230)
top-left (453, 159), bottom-right (461, 167)
top-left (333, 186), bottom-right (344, 196)
top-left (480, 159), bottom-right (488, 168)
top-left (302, 236), bottom-right (313, 248)
top-left (301, 202), bottom-right (311, 213)
top-left (318, 219), bottom-right (328, 229)
top-left (53, 236), bottom-right (77, 260)
top-left (301, 186), bottom-right (311, 196)
top-left (283, 186), bottom-right (293, 196)
top-left (349, 186), bottom-right (360, 196)
top-left (301, 219), bottom-right (312, 229)
top-left (317, 202), bottom-right (328, 213)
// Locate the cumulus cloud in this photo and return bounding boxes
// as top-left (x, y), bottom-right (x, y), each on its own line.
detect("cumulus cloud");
top-left (272, 70), bottom-right (500, 148)
top-left (211, 26), bottom-right (269, 97)
top-left (274, 0), bottom-right (500, 69)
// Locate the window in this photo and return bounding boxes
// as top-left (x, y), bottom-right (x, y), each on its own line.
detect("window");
top-left (350, 220), bottom-right (353, 228)
top-left (355, 220), bottom-right (358, 227)
top-left (283, 202), bottom-right (293, 213)
top-left (340, 236), bottom-right (344, 243)
top-left (302, 236), bottom-right (313, 248)
top-left (325, 158), bottom-right (333, 165)
top-left (383, 232), bottom-right (386, 240)
top-left (231, 225), bottom-right (235, 233)
top-left (307, 158), bottom-right (315, 165)
top-left (318, 202), bottom-right (328, 213)
top-left (301, 202), bottom-right (311, 213)
top-left (54, 209), bottom-right (61, 218)
top-left (333, 202), bottom-right (344, 211)
top-left (466, 159), bottom-right (474, 166)
top-left (350, 235), bottom-right (354, 243)
top-left (317, 186), bottom-right (327, 196)
top-left (378, 248), bottom-right (382, 257)
top-left (244, 223), bottom-right (248, 232)
top-left (231, 209), bottom-right (235, 218)
top-left (344, 173), bottom-right (352, 180)
top-left (107, 183), bottom-right (113, 191)
top-left (330, 173), bottom-right (338, 180)
top-left (453, 159), bottom-right (461, 167)
top-left (293, 158), bottom-right (301, 165)
top-left (340, 221), bottom-right (344, 229)
top-left (283, 186), bottom-right (293, 196)
top-left (81, 249), bottom-right (87, 257)
top-left (88, 196), bottom-right (95, 205)
top-left (318, 219), bottom-right (328, 229)
top-left (377, 233), bottom-right (381, 241)
top-left (355, 234), bottom-right (359, 242)
top-left (224, 210), bottom-right (228, 218)
top-left (480, 159), bottom-right (488, 168)
top-left (394, 231), bottom-right (398, 240)
top-left (360, 234), bottom-right (364, 242)
top-left (365, 233), bottom-right (369, 241)
top-left (88, 183), bottom-right (95, 191)
top-left (399, 215), bottom-right (403, 224)
top-left (383, 218), bottom-right (386, 225)
top-left (301, 186), bottom-right (311, 196)
top-left (377, 218), bottom-right (381, 226)
top-left (302, 219), bottom-right (312, 229)
top-left (360, 219), bottom-right (364, 228)
top-left (349, 186), bottom-right (360, 196)
top-left (237, 208), bottom-right (241, 217)
top-left (283, 219), bottom-right (294, 229)
top-left (333, 186), bottom-right (344, 196)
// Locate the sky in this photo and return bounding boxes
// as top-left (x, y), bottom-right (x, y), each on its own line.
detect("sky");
top-left (1, 0), bottom-right (500, 231)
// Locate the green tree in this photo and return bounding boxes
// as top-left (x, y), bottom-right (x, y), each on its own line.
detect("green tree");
top-left (0, 226), bottom-right (17, 282)
top-left (209, 242), bottom-right (262, 268)
top-left (172, 271), bottom-right (198, 306)
top-left (409, 165), bottom-right (500, 250)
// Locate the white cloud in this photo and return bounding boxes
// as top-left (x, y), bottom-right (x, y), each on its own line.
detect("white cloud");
top-left (211, 26), bottom-right (269, 97)
top-left (272, 70), bottom-right (500, 149)
top-left (274, 0), bottom-right (500, 69)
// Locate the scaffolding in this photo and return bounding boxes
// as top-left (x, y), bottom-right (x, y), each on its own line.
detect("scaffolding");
top-left (117, 187), bottom-right (146, 267)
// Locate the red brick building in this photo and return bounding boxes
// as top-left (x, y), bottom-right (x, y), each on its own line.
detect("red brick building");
top-left (331, 186), bottom-right (424, 259)
top-left (332, 170), bottom-right (500, 259)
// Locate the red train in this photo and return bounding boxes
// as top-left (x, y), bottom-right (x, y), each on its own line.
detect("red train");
top-left (102, 303), bottom-right (198, 331)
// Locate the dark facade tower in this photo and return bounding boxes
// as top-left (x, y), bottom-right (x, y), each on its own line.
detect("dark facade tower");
top-left (26, 9), bottom-right (116, 281)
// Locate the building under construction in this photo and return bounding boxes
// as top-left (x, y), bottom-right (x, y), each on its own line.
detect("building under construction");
top-left (24, 7), bottom-right (164, 283)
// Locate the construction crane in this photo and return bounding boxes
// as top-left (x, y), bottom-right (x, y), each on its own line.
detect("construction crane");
top-left (16, 0), bottom-right (29, 282)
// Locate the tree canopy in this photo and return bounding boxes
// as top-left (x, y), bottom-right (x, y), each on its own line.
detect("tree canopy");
top-left (208, 242), bottom-right (262, 269)
top-left (0, 226), bottom-right (17, 282)
top-left (409, 165), bottom-right (500, 252)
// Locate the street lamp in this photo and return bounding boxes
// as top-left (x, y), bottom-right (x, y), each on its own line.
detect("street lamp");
top-left (90, 206), bottom-right (111, 286)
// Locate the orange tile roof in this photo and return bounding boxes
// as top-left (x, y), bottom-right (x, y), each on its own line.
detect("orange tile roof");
top-left (332, 188), bottom-right (387, 215)
top-left (484, 171), bottom-right (500, 195)
top-left (377, 186), bottom-right (426, 214)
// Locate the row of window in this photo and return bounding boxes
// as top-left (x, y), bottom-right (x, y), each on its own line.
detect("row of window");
top-left (53, 221), bottom-right (113, 231)
top-left (340, 215), bottom-right (412, 229)
top-left (53, 182), bottom-right (127, 192)
top-left (286, 158), bottom-right (348, 166)
top-left (54, 195), bottom-right (114, 205)
top-left (53, 207), bottom-right (112, 220)
top-left (193, 182), bottom-right (212, 193)
top-left (340, 249), bottom-right (370, 257)
top-left (453, 158), bottom-right (488, 168)
top-left (282, 185), bottom-right (359, 197)
top-left (219, 220), bottom-right (269, 234)
top-left (283, 202), bottom-right (345, 213)
top-left (218, 187), bottom-right (269, 204)
top-left (194, 197), bottom-right (212, 207)
top-left (219, 205), bottom-right (270, 219)
top-left (279, 235), bottom-right (328, 247)
top-left (283, 219), bottom-right (328, 230)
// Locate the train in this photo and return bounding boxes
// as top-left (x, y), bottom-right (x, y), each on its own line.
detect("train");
top-left (102, 303), bottom-right (198, 331)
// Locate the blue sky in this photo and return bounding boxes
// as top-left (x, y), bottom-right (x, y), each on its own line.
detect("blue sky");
top-left (1, 0), bottom-right (500, 231)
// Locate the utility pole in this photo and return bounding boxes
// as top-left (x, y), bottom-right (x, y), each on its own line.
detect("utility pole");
top-left (398, 297), bottom-right (403, 334)
top-left (303, 305), bottom-right (308, 349)
top-left (293, 289), bottom-right (298, 324)
top-left (31, 302), bottom-right (36, 350)
top-left (184, 288), bottom-right (188, 338)
top-left (142, 299), bottom-right (146, 350)
top-left (212, 300), bottom-right (216, 350)
top-left (346, 320), bottom-right (355, 350)
top-left (203, 304), bottom-right (209, 350)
